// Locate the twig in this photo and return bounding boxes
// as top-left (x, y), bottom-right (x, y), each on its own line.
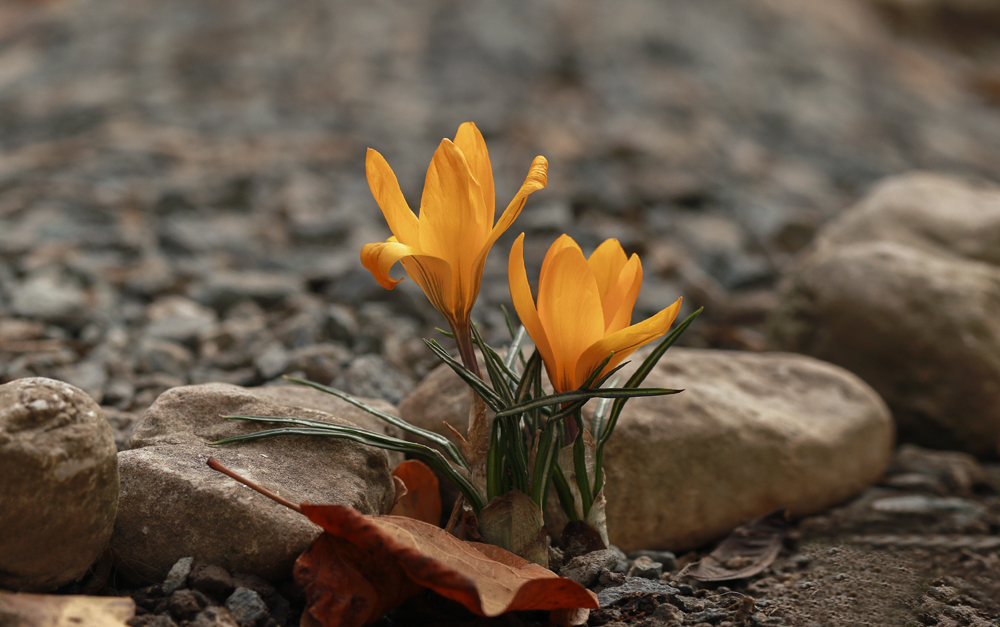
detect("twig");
top-left (207, 457), bottom-right (302, 513)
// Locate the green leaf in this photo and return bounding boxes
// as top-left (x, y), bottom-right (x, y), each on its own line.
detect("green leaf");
top-left (529, 420), bottom-right (560, 509)
top-left (494, 386), bottom-right (681, 419)
top-left (486, 417), bottom-right (504, 502)
top-left (572, 413), bottom-right (593, 516)
top-left (513, 350), bottom-right (542, 405)
top-left (503, 325), bottom-right (528, 377)
top-left (503, 415), bottom-right (531, 495)
top-left (472, 323), bottom-right (514, 406)
top-left (213, 416), bottom-right (484, 513)
top-left (592, 307), bottom-right (702, 494)
top-left (590, 375), bottom-right (620, 441)
top-left (551, 464), bottom-right (579, 522)
top-left (283, 377), bottom-right (470, 472)
top-left (423, 339), bottom-right (503, 411)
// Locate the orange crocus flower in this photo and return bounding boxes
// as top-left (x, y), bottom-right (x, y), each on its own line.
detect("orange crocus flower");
top-left (508, 233), bottom-right (682, 393)
top-left (361, 123), bottom-right (548, 371)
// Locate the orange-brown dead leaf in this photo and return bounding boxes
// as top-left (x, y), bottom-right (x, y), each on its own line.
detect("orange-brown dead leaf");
top-left (296, 504), bottom-right (599, 627)
top-left (388, 459), bottom-right (442, 525)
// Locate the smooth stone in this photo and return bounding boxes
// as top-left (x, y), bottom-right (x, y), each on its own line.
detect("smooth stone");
top-left (112, 383), bottom-right (400, 585)
top-left (0, 377), bottom-right (119, 592)
top-left (769, 172), bottom-right (1000, 457)
top-left (398, 348), bottom-right (893, 553)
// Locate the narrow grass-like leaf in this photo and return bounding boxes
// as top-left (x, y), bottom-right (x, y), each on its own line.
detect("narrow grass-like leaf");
top-left (486, 417), bottom-right (503, 502)
top-left (213, 417), bottom-right (484, 513)
top-left (283, 376), bottom-right (469, 471)
top-left (504, 415), bottom-right (531, 494)
top-left (500, 305), bottom-right (529, 370)
top-left (590, 375), bottom-right (620, 441)
top-left (529, 421), bottom-right (559, 509)
top-left (503, 325), bottom-right (528, 377)
top-left (472, 323), bottom-right (514, 406)
top-left (571, 413), bottom-right (593, 516)
top-left (592, 307), bottom-right (702, 494)
top-left (551, 464), bottom-right (579, 522)
top-left (580, 351), bottom-right (615, 390)
top-left (423, 339), bottom-right (503, 411)
top-left (513, 350), bottom-right (541, 405)
top-left (494, 387), bottom-right (680, 419)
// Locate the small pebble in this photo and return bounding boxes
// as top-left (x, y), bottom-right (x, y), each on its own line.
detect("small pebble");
top-left (628, 555), bottom-right (663, 579)
top-left (627, 549), bottom-right (677, 571)
top-left (189, 563), bottom-right (235, 597)
top-left (162, 556), bottom-right (194, 595)
top-left (225, 587), bottom-right (269, 626)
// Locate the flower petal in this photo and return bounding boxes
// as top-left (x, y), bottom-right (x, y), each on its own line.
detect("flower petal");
top-left (536, 236), bottom-right (605, 393)
top-left (399, 255), bottom-right (457, 325)
top-left (366, 149), bottom-right (420, 246)
top-left (453, 123), bottom-right (495, 226)
top-left (507, 234), bottom-right (555, 378)
top-left (360, 240), bottom-right (419, 290)
top-left (574, 297), bottom-right (683, 387)
top-left (602, 254), bottom-right (642, 335)
top-left (470, 155), bottom-right (549, 320)
top-left (587, 239), bottom-right (628, 300)
top-left (418, 139), bottom-right (488, 313)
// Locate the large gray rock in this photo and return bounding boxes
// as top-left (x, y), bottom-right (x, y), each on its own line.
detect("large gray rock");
top-left (112, 383), bottom-right (401, 584)
top-left (769, 172), bottom-right (1000, 457)
top-left (399, 349), bottom-right (893, 553)
top-left (0, 377), bottom-right (119, 592)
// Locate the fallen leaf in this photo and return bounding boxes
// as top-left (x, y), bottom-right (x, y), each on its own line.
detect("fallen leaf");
top-left (388, 459), bottom-right (442, 524)
top-left (297, 504), bottom-right (599, 627)
top-left (680, 509), bottom-right (790, 582)
top-left (0, 591), bottom-right (135, 627)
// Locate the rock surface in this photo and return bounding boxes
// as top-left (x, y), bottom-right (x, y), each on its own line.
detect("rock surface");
top-left (0, 377), bottom-right (119, 592)
top-left (399, 348), bottom-right (894, 553)
top-left (769, 173), bottom-right (1000, 457)
top-left (112, 383), bottom-right (400, 584)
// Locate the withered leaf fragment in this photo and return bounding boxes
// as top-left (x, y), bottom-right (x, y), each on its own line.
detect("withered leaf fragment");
top-left (388, 459), bottom-right (442, 524)
top-left (680, 509), bottom-right (790, 582)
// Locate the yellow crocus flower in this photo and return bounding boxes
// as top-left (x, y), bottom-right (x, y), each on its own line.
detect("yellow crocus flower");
top-left (508, 233), bottom-right (682, 393)
top-left (361, 123), bottom-right (548, 371)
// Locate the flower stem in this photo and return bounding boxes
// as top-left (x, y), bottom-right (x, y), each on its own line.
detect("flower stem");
top-left (450, 319), bottom-right (483, 380)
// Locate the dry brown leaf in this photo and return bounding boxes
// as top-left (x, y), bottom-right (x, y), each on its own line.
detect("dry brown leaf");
top-left (296, 504), bottom-right (599, 627)
top-left (681, 509), bottom-right (790, 582)
top-left (0, 591), bottom-right (135, 627)
top-left (388, 459), bottom-right (442, 524)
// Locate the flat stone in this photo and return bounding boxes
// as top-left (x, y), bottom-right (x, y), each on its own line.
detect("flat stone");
top-left (0, 377), bottom-right (119, 592)
top-left (769, 173), bottom-right (1000, 457)
top-left (597, 578), bottom-right (680, 608)
top-left (112, 383), bottom-right (401, 585)
top-left (399, 348), bottom-right (893, 553)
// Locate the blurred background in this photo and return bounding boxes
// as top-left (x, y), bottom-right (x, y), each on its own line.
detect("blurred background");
top-left (3, 0), bottom-right (1000, 442)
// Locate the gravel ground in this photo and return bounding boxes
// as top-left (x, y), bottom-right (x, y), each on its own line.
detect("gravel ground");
top-left (4, 0), bottom-right (1000, 625)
